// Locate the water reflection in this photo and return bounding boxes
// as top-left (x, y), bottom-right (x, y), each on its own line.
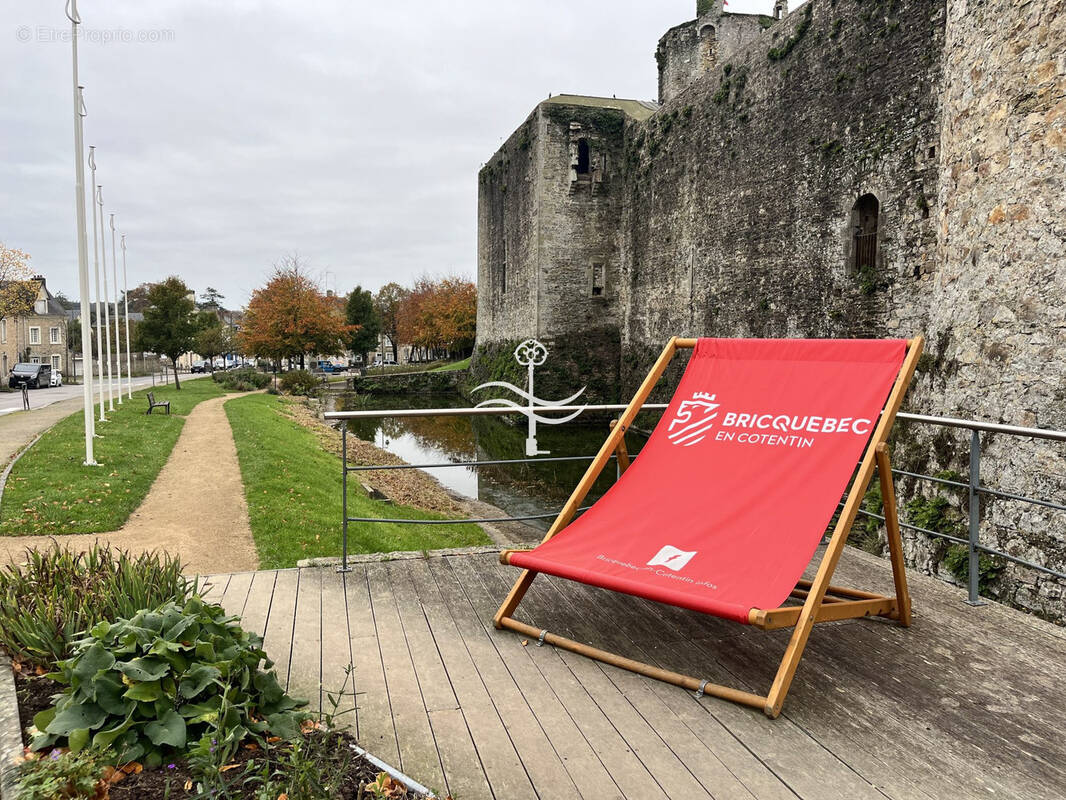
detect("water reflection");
top-left (332, 393), bottom-right (649, 531)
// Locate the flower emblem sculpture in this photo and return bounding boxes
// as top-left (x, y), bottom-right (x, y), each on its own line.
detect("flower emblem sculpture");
top-left (472, 338), bottom-right (587, 456)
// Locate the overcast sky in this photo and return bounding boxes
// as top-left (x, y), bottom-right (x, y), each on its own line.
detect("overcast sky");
top-left (2, 0), bottom-right (786, 308)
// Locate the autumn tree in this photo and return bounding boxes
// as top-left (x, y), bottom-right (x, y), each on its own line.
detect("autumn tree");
top-left (239, 257), bottom-right (351, 370)
top-left (374, 282), bottom-right (407, 364)
top-left (395, 275), bottom-right (477, 361)
top-left (345, 286), bottom-right (380, 365)
top-left (0, 243), bottom-right (41, 319)
top-left (137, 277), bottom-right (198, 389)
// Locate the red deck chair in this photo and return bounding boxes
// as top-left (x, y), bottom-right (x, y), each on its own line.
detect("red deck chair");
top-left (496, 336), bottom-right (923, 718)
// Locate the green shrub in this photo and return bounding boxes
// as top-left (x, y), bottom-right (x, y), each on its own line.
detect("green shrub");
top-left (14, 747), bottom-right (109, 800)
top-left (213, 368), bottom-right (271, 392)
top-left (32, 596), bottom-right (307, 769)
top-left (943, 544), bottom-right (1005, 593)
top-left (0, 544), bottom-right (195, 669)
top-left (278, 369), bottom-right (320, 396)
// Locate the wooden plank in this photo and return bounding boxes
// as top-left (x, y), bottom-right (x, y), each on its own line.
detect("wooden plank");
top-left (238, 569), bottom-right (277, 638)
top-left (383, 562), bottom-right (493, 800)
top-left (517, 565), bottom-right (886, 800)
top-left (405, 558), bottom-right (538, 800)
top-left (199, 573), bottom-right (229, 604)
top-left (425, 557), bottom-right (588, 798)
top-left (478, 560), bottom-right (672, 799)
top-left (318, 570), bottom-right (357, 730)
top-left (875, 444), bottom-right (911, 625)
top-left (220, 572), bottom-right (254, 619)
top-left (261, 569), bottom-right (300, 693)
top-left (287, 568), bottom-right (322, 708)
top-left (343, 565), bottom-right (401, 767)
top-left (535, 570), bottom-right (794, 800)
top-left (366, 562), bottom-right (448, 792)
top-left (449, 554), bottom-right (630, 800)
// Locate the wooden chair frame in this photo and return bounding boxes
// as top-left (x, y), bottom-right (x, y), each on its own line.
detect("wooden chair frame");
top-left (495, 336), bottom-right (923, 718)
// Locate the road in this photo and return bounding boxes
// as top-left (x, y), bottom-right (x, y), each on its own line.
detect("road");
top-left (0, 373), bottom-right (201, 416)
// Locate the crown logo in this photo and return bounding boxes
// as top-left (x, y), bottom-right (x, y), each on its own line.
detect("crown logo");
top-left (692, 392), bottom-right (717, 402)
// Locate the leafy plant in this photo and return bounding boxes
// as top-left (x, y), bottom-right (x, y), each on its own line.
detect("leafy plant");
top-left (942, 544), bottom-right (1005, 593)
top-left (278, 369), bottom-right (320, 396)
top-left (14, 747), bottom-right (109, 800)
top-left (32, 597), bottom-right (307, 769)
top-left (0, 544), bottom-right (195, 669)
top-left (213, 367), bottom-right (271, 392)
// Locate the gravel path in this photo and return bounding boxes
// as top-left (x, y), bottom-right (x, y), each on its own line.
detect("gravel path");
top-left (0, 394), bottom-right (259, 573)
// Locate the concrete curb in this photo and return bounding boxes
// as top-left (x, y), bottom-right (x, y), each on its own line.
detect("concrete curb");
top-left (0, 430), bottom-right (44, 516)
top-left (298, 543), bottom-right (505, 569)
top-left (0, 655), bottom-right (22, 799)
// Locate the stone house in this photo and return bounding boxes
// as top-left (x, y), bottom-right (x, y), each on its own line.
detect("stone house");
top-left (0, 275), bottom-right (68, 379)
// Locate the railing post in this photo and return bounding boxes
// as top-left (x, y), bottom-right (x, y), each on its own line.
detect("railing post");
top-left (339, 423), bottom-right (351, 573)
top-left (966, 429), bottom-right (987, 606)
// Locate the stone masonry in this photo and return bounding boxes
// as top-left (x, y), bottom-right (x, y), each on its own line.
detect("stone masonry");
top-left (475, 0), bottom-right (1066, 620)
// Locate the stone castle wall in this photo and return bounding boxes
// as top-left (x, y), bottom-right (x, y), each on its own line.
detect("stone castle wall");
top-left (622, 0), bottom-right (943, 392)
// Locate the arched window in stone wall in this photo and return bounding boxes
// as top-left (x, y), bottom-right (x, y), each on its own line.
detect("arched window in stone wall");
top-left (850, 193), bottom-right (880, 273)
top-left (699, 25), bottom-right (716, 71)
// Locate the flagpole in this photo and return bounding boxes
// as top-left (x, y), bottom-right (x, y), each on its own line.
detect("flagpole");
top-left (121, 235), bottom-right (132, 399)
top-left (88, 148), bottom-right (106, 423)
top-left (98, 188), bottom-right (114, 411)
top-left (109, 213), bottom-right (123, 404)
top-left (67, 0), bottom-right (96, 465)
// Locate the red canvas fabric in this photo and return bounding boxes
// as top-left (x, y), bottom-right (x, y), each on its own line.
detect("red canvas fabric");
top-left (508, 338), bottom-right (907, 624)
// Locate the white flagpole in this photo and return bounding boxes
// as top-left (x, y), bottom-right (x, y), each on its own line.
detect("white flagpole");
top-left (98, 188), bottom-right (114, 411)
top-left (67, 0), bottom-right (96, 465)
top-left (121, 235), bottom-right (132, 399)
top-left (88, 149), bottom-right (106, 423)
top-left (109, 213), bottom-right (123, 404)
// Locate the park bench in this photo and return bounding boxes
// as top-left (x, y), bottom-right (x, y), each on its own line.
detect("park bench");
top-left (146, 392), bottom-right (170, 415)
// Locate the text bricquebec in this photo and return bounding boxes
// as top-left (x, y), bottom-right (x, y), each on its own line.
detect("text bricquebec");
top-left (719, 412), bottom-right (873, 435)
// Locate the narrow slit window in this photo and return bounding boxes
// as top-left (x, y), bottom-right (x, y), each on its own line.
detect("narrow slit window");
top-left (851, 194), bottom-right (880, 273)
top-left (591, 262), bottom-right (606, 297)
top-left (576, 139), bottom-right (590, 175)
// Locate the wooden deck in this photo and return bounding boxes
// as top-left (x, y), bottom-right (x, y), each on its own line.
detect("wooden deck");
top-left (202, 548), bottom-right (1066, 800)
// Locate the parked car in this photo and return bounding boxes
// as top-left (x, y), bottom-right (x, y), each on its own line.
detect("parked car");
top-left (190, 361), bottom-right (207, 373)
top-left (319, 361), bottom-right (336, 373)
top-left (50, 370), bottom-right (63, 387)
top-left (9, 362), bottom-right (52, 389)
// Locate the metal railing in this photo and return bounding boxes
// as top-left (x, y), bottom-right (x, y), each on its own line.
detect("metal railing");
top-left (324, 405), bottom-right (1066, 605)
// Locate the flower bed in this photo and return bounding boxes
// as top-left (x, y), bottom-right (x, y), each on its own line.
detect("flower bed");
top-left (1, 545), bottom-right (440, 799)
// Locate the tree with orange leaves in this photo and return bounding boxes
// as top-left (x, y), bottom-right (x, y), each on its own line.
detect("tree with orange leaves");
top-left (395, 275), bottom-right (476, 361)
top-left (240, 256), bottom-right (352, 370)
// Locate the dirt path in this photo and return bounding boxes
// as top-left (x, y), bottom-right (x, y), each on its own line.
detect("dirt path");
top-left (0, 394), bottom-right (259, 574)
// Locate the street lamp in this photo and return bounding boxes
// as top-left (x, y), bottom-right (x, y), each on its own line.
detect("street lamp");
top-left (109, 213), bottom-right (123, 404)
top-left (88, 148), bottom-right (106, 423)
top-left (67, 0), bottom-right (96, 465)
top-left (121, 235), bottom-right (132, 398)
top-left (97, 187), bottom-right (114, 411)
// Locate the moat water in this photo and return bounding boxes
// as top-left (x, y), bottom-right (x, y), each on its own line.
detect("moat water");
top-left (329, 393), bottom-right (652, 531)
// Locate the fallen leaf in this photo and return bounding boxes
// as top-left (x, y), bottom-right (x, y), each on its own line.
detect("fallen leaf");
top-left (220, 763), bottom-right (241, 773)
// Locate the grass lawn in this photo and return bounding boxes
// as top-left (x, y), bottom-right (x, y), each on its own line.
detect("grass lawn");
top-left (224, 394), bottom-right (489, 569)
top-left (430, 357), bottom-right (470, 372)
top-left (0, 377), bottom-right (225, 536)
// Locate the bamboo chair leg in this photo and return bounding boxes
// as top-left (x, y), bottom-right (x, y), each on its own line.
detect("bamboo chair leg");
top-left (764, 336), bottom-right (923, 718)
top-left (876, 443), bottom-right (912, 626)
top-left (495, 337), bottom-right (683, 628)
top-left (609, 419), bottom-right (631, 475)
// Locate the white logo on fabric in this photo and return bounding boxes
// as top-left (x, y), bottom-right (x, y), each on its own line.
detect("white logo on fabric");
top-left (647, 545), bottom-right (697, 572)
top-left (667, 391), bottom-right (719, 447)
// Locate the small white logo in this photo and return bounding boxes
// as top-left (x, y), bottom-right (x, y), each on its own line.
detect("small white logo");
top-left (647, 545), bottom-right (697, 572)
top-left (667, 391), bottom-right (719, 447)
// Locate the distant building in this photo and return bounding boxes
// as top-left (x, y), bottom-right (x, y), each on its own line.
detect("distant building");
top-left (0, 275), bottom-right (68, 378)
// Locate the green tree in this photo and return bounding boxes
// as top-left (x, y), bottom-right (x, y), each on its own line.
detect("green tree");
top-left (137, 277), bottom-right (197, 389)
top-left (345, 285), bottom-right (380, 365)
top-left (198, 286), bottom-right (225, 311)
top-left (194, 323), bottom-right (234, 369)
top-left (374, 282), bottom-right (407, 364)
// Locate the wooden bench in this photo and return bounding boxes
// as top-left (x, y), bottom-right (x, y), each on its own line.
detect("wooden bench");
top-left (146, 392), bottom-right (170, 415)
